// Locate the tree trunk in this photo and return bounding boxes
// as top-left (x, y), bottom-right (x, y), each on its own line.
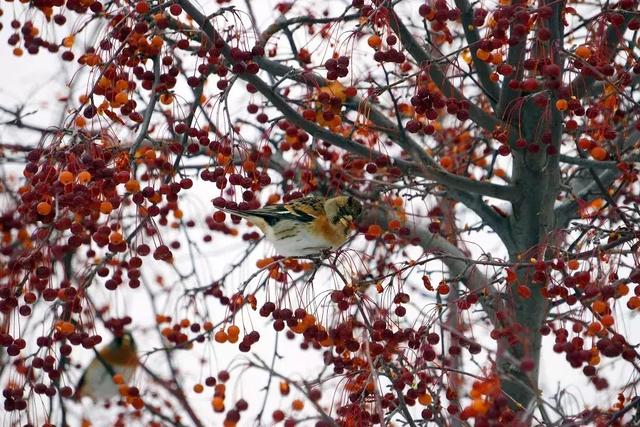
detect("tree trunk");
top-left (496, 98), bottom-right (562, 419)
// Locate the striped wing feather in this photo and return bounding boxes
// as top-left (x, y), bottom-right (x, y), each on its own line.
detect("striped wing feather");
top-left (230, 197), bottom-right (325, 226)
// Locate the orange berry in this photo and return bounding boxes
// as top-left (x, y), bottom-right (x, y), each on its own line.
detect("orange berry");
top-left (302, 314), bottom-right (316, 327)
top-left (125, 179), bottom-right (140, 192)
top-left (418, 393), bottom-right (432, 405)
top-left (242, 160), bottom-right (256, 172)
top-left (55, 320), bottom-right (75, 335)
top-left (575, 45), bottom-right (591, 59)
top-left (212, 396), bottom-right (225, 412)
top-left (131, 397), bottom-right (144, 409)
top-left (367, 34), bottom-right (382, 49)
top-left (388, 219), bottom-right (401, 231)
top-left (114, 91), bottom-right (128, 104)
top-left (97, 77), bottom-right (110, 90)
top-left (58, 170), bottom-right (74, 185)
top-left (150, 35), bottom-right (163, 48)
top-left (256, 257), bottom-right (274, 269)
top-left (113, 374), bottom-right (125, 384)
top-left (144, 150), bottom-right (156, 161)
top-left (591, 300), bottom-right (607, 314)
top-left (227, 325), bottom-right (240, 338)
top-left (600, 314), bottom-right (614, 327)
top-left (75, 116), bottom-right (86, 127)
top-left (180, 318), bottom-right (190, 328)
top-left (160, 94), bottom-right (173, 105)
top-left (100, 201), bottom-right (113, 214)
top-left (587, 321), bottom-right (602, 335)
top-left (291, 399), bottom-right (304, 411)
top-left (119, 384), bottom-right (129, 396)
top-left (628, 296), bottom-right (640, 310)
top-left (62, 35), bottom-right (74, 48)
top-left (476, 49), bottom-right (490, 61)
top-left (13, 48), bottom-right (24, 56)
top-left (203, 321), bottom-right (214, 331)
top-left (439, 155), bottom-right (454, 169)
top-left (110, 232), bottom-right (123, 244)
top-left (115, 79), bottom-right (129, 92)
top-left (590, 146), bottom-right (608, 161)
top-left (214, 330), bottom-right (228, 343)
top-left (578, 138), bottom-right (593, 150)
top-left (616, 283), bottom-right (629, 297)
top-left (36, 202), bottom-right (52, 216)
top-left (555, 99), bottom-right (568, 111)
top-left (135, 0), bottom-right (149, 13)
top-left (567, 259), bottom-right (580, 270)
top-left (366, 224), bottom-right (382, 237)
top-left (77, 170), bottom-right (92, 183)
top-left (290, 322), bottom-right (306, 334)
top-left (279, 381), bottom-right (290, 395)
top-left (193, 383), bottom-right (204, 393)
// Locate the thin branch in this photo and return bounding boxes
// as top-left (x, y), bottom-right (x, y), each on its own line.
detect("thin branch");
top-left (130, 56), bottom-right (161, 156)
top-left (387, 8), bottom-right (508, 135)
top-left (568, 10), bottom-right (634, 100)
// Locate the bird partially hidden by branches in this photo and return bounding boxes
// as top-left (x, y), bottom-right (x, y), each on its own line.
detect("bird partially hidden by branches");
top-left (75, 332), bottom-right (138, 400)
top-left (220, 195), bottom-right (363, 256)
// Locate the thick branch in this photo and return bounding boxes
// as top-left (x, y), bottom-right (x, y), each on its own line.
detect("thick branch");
top-left (453, 0), bottom-right (500, 107)
top-left (495, 0), bottom-right (526, 119)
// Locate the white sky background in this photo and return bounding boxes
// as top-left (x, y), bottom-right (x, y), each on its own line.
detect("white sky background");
top-left (1, 0), bottom-right (639, 426)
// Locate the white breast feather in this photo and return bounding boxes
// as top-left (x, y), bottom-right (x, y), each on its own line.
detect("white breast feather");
top-left (266, 220), bottom-right (335, 256)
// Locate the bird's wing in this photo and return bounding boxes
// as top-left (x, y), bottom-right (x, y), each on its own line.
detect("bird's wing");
top-left (228, 197), bottom-right (325, 226)
top-left (283, 197), bottom-right (325, 219)
top-left (75, 357), bottom-right (109, 399)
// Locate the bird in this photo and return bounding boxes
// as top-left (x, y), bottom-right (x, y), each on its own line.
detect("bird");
top-left (75, 332), bottom-right (138, 400)
top-left (221, 195), bottom-right (363, 256)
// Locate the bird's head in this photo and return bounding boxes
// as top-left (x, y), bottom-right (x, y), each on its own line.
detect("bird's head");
top-left (111, 331), bottom-right (136, 352)
top-left (325, 196), bottom-right (363, 226)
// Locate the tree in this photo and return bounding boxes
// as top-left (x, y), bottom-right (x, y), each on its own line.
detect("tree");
top-left (1, 0), bottom-right (639, 425)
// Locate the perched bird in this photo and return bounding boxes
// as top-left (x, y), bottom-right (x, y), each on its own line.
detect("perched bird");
top-left (76, 332), bottom-right (138, 400)
top-left (222, 195), bottom-right (363, 256)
